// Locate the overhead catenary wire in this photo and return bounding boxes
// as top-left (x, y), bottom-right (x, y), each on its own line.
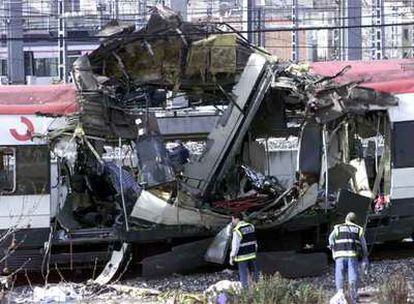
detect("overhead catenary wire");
top-left (0, 2), bottom-right (412, 22)
top-left (6, 11), bottom-right (411, 31)
top-left (0, 20), bottom-right (413, 42)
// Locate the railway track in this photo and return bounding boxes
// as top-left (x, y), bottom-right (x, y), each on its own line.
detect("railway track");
top-left (368, 240), bottom-right (414, 260)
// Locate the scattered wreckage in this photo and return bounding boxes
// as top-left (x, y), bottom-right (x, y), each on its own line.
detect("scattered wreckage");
top-left (0, 5), bottom-right (414, 280)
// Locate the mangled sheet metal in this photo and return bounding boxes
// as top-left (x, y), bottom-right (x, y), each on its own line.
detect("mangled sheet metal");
top-left (70, 56), bottom-right (138, 140)
top-left (255, 184), bottom-right (318, 229)
top-left (87, 5), bottom-right (253, 94)
top-left (278, 63), bottom-right (399, 124)
top-left (182, 53), bottom-right (272, 197)
top-left (47, 2), bottom-right (408, 238)
top-left (94, 243), bottom-right (130, 285)
top-left (130, 190), bottom-right (229, 228)
top-left (204, 223), bottom-right (232, 264)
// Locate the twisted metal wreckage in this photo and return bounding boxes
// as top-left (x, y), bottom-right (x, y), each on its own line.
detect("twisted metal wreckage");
top-left (1, 5), bottom-right (414, 280)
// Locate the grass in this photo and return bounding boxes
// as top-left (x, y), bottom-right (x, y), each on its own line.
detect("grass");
top-left (376, 273), bottom-right (409, 304)
top-left (163, 273), bottom-right (327, 304)
top-left (234, 274), bottom-right (326, 304)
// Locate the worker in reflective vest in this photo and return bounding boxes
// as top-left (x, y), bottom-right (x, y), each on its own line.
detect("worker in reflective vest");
top-left (229, 212), bottom-right (259, 288)
top-left (328, 212), bottom-right (369, 304)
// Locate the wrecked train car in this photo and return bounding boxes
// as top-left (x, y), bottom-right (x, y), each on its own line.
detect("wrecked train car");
top-left (1, 5), bottom-right (414, 278)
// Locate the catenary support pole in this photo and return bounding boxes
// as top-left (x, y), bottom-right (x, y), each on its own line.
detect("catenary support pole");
top-left (119, 138), bottom-right (130, 231)
top-left (323, 124), bottom-right (329, 212)
top-left (58, 0), bottom-right (68, 83)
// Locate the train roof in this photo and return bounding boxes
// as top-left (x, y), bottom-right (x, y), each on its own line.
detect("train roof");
top-left (310, 59), bottom-right (414, 94)
top-left (0, 59), bottom-right (412, 117)
top-left (0, 84), bottom-right (78, 115)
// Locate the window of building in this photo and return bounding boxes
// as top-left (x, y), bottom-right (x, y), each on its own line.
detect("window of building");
top-left (403, 28), bottom-right (409, 40)
top-left (0, 148), bottom-right (16, 194)
top-left (0, 60), bottom-right (7, 76)
top-left (34, 58), bottom-right (58, 77)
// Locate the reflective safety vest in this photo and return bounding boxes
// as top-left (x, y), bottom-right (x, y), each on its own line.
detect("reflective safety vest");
top-left (332, 222), bottom-right (363, 259)
top-left (233, 221), bottom-right (257, 262)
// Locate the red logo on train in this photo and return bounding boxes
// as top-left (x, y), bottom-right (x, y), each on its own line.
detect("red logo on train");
top-left (9, 116), bottom-right (35, 141)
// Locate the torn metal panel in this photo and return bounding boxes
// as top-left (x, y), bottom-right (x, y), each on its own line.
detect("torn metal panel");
top-left (204, 223), bottom-right (232, 264)
top-left (186, 34), bottom-right (237, 77)
top-left (88, 5), bottom-right (253, 93)
top-left (94, 243), bottom-right (130, 285)
top-left (257, 183), bottom-right (318, 229)
top-left (77, 92), bottom-right (138, 139)
top-left (130, 190), bottom-right (229, 228)
top-left (182, 53), bottom-right (271, 197)
top-left (72, 56), bottom-right (99, 91)
top-left (320, 87), bottom-right (397, 123)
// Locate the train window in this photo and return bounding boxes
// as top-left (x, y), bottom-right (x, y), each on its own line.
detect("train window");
top-left (15, 146), bottom-right (50, 195)
top-left (0, 148), bottom-right (16, 194)
top-left (392, 121), bottom-right (414, 168)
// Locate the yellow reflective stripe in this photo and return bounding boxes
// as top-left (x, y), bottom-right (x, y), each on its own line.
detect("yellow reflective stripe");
top-left (233, 221), bottom-right (252, 238)
top-left (333, 250), bottom-right (358, 259)
top-left (235, 253), bottom-right (256, 262)
top-left (234, 229), bottom-right (242, 238)
top-left (347, 222), bottom-right (364, 237)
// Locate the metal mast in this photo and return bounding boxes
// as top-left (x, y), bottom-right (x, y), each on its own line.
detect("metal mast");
top-left (371, 0), bottom-right (384, 60)
top-left (6, 0), bottom-right (25, 84)
top-left (110, 0), bottom-right (119, 21)
top-left (137, 0), bottom-right (147, 29)
top-left (291, 0), bottom-right (299, 62)
top-left (58, 0), bottom-right (68, 83)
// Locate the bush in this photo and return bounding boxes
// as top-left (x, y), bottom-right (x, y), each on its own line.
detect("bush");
top-left (377, 273), bottom-right (409, 304)
top-left (233, 273), bottom-right (326, 304)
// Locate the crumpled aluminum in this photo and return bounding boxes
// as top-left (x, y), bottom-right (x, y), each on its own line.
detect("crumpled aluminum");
top-left (204, 223), bottom-right (232, 264)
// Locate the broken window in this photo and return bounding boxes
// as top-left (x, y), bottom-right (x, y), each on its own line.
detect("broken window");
top-left (392, 121), bottom-right (414, 168)
top-left (0, 147), bottom-right (15, 194)
top-left (403, 29), bottom-right (409, 40)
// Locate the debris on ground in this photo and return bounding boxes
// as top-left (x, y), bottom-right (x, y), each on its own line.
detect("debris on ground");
top-left (5, 258), bottom-right (414, 303)
top-left (204, 280), bottom-right (241, 304)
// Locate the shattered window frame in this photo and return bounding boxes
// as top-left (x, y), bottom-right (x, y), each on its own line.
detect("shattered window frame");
top-left (0, 147), bottom-right (16, 194)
